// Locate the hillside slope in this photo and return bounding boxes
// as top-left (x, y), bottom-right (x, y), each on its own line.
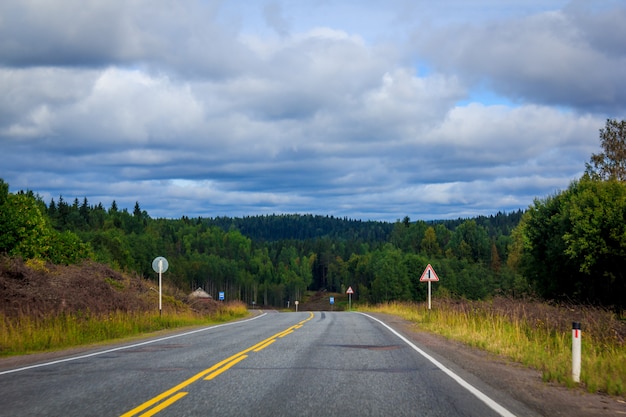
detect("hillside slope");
top-left (0, 257), bottom-right (184, 318)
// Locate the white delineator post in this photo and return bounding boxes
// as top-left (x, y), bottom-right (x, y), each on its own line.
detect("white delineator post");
top-left (572, 322), bottom-right (581, 383)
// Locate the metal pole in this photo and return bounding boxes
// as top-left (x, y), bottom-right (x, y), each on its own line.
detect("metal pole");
top-left (572, 322), bottom-right (581, 383)
top-left (428, 280), bottom-right (432, 310)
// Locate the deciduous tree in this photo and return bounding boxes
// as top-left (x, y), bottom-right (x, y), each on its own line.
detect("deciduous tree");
top-left (585, 119), bottom-right (626, 181)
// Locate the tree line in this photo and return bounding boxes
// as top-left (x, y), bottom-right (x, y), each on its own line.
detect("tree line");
top-left (0, 181), bottom-right (524, 306)
top-left (1, 119), bottom-right (624, 311)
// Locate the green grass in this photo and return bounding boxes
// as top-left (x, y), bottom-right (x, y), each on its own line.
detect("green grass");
top-left (361, 300), bottom-right (626, 397)
top-left (0, 302), bottom-right (249, 356)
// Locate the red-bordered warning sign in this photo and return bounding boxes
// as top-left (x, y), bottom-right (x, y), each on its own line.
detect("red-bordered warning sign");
top-left (419, 264), bottom-right (439, 282)
top-left (346, 286), bottom-right (354, 294)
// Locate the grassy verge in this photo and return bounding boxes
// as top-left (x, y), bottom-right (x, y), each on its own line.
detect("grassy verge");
top-left (361, 298), bottom-right (626, 397)
top-left (0, 301), bottom-right (249, 356)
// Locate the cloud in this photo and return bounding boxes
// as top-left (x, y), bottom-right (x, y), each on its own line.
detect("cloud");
top-left (0, 1), bottom-right (131, 67)
top-left (0, 0), bottom-right (256, 79)
top-left (411, 2), bottom-right (626, 114)
top-left (0, 1), bottom-right (621, 221)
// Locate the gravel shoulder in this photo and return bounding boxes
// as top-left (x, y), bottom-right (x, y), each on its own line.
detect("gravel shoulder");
top-left (371, 312), bottom-right (626, 417)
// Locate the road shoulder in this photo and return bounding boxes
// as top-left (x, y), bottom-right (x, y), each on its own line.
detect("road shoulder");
top-left (370, 312), bottom-right (626, 417)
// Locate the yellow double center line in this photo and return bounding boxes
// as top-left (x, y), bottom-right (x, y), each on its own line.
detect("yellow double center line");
top-left (121, 312), bottom-right (314, 417)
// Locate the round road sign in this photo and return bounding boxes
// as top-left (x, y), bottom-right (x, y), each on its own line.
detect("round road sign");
top-left (152, 256), bottom-right (169, 273)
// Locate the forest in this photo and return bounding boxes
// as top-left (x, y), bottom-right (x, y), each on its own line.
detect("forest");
top-left (1, 119), bottom-right (625, 312)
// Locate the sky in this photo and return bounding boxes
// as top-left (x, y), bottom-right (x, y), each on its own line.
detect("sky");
top-left (1, 0), bottom-right (625, 222)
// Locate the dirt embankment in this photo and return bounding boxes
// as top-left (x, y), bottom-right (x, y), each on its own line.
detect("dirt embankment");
top-left (0, 257), bottom-right (225, 319)
top-left (0, 257), bottom-right (157, 318)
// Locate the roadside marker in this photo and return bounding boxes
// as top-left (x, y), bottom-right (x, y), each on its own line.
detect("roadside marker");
top-left (346, 286), bottom-right (354, 310)
top-left (572, 322), bottom-right (581, 383)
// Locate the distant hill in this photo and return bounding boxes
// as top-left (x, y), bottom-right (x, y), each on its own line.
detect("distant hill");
top-left (430, 210), bottom-right (525, 237)
top-left (200, 211), bottom-right (525, 242)
top-left (202, 214), bottom-right (395, 242)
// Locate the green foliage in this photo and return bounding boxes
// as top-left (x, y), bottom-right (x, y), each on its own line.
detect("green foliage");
top-left (421, 226), bottom-right (441, 257)
top-left (46, 230), bottom-right (92, 264)
top-left (521, 177), bottom-right (626, 309)
top-left (564, 179), bottom-right (626, 275)
top-left (0, 179), bottom-right (8, 205)
top-left (370, 244), bottom-right (412, 302)
top-left (446, 220), bottom-right (491, 262)
top-left (0, 192), bottom-right (51, 259)
top-left (0, 189), bottom-right (90, 264)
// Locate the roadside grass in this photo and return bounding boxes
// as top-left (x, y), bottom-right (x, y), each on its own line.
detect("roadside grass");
top-left (361, 298), bottom-right (626, 397)
top-left (0, 301), bottom-right (248, 356)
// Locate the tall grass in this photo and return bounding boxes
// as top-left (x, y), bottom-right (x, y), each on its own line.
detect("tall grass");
top-left (362, 299), bottom-right (626, 397)
top-left (0, 302), bottom-right (248, 356)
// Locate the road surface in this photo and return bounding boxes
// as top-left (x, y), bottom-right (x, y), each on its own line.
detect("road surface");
top-left (0, 311), bottom-right (539, 416)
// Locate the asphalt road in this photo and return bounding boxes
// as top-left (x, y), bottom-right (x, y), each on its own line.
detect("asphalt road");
top-left (0, 312), bottom-right (540, 417)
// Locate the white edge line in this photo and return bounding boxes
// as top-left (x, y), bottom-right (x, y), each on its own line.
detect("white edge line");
top-left (0, 313), bottom-right (267, 376)
top-left (358, 312), bottom-right (517, 417)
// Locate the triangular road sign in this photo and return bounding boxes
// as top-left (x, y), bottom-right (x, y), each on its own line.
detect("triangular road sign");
top-left (419, 264), bottom-right (439, 282)
top-left (346, 286), bottom-right (354, 294)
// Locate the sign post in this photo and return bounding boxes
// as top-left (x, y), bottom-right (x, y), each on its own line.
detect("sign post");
top-left (152, 256), bottom-right (169, 316)
top-left (346, 286), bottom-right (354, 310)
top-left (419, 264), bottom-right (439, 310)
